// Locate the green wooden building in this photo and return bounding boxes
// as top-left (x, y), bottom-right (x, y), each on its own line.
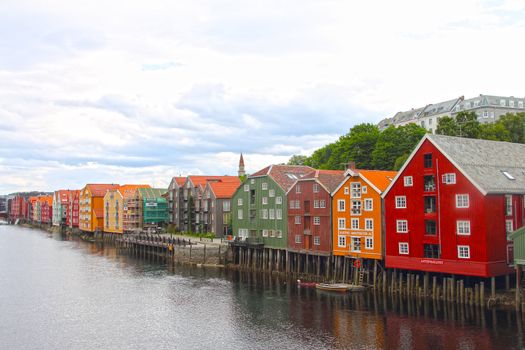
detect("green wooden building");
top-left (509, 226), bottom-right (525, 308)
top-left (138, 188), bottom-right (169, 229)
top-left (231, 165), bottom-right (314, 249)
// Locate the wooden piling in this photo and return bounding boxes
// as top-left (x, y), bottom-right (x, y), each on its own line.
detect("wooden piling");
top-left (480, 281), bottom-right (485, 308)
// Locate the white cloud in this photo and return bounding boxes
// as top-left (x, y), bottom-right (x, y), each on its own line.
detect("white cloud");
top-left (0, 0), bottom-right (524, 193)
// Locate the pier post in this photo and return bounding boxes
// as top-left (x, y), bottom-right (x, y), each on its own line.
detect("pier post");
top-left (491, 277), bottom-right (496, 298)
top-left (480, 281), bottom-right (485, 308)
top-left (516, 266), bottom-right (521, 310)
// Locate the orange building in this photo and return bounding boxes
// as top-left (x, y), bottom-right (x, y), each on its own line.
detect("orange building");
top-left (332, 169), bottom-right (397, 262)
top-left (103, 184), bottom-right (150, 234)
top-left (79, 184), bottom-right (119, 232)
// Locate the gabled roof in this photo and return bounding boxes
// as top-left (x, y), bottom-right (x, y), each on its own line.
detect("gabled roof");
top-left (383, 134), bottom-right (525, 197)
top-left (296, 169), bottom-right (346, 194)
top-left (358, 170), bottom-right (398, 192)
top-left (187, 176), bottom-right (240, 188)
top-left (85, 184), bottom-right (120, 197)
top-left (169, 176), bottom-right (186, 189)
top-left (208, 178), bottom-right (241, 199)
top-left (117, 184), bottom-right (151, 198)
top-left (250, 164), bottom-right (315, 191)
top-left (55, 190), bottom-right (72, 204)
top-left (421, 97), bottom-right (462, 118)
top-left (138, 188), bottom-right (168, 199)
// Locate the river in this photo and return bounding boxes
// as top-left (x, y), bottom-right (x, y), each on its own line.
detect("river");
top-left (0, 225), bottom-right (523, 349)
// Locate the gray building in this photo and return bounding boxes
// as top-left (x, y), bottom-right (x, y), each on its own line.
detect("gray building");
top-left (379, 94), bottom-right (525, 133)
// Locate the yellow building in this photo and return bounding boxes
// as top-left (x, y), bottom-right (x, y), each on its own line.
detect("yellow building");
top-left (79, 184), bottom-right (120, 232)
top-left (103, 184), bottom-right (150, 234)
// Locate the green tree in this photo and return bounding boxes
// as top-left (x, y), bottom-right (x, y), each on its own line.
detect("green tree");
top-left (498, 112), bottom-right (525, 143)
top-left (479, 123), bottom-right (511, 141)
top-left (287, 154), bottom-right (308, 165)
top-left (371, 124), bottom-right (426, 170)
top-left (455, 111), bottom-right (480, 138)
top-left (436, 116), bottom-right (458, 136)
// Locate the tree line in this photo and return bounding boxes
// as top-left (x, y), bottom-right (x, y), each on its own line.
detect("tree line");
top-left (288, 112), bottom-right (525, 171)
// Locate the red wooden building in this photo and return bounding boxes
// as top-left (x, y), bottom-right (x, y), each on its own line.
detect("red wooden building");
top-left (66, 190), bottom-right (80, 228)
top-left (287, 169), bottom-right (345, 255)
top-left (9, 194), bottom-right (27, 221)
top-left (383, 134), bottom-right (525, 278)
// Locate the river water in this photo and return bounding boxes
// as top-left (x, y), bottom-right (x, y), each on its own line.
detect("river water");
top-left (0, 225), bottom-right (523, 349)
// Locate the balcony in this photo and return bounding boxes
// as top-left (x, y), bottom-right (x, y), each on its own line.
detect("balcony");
top-left (424, 176), bottom-right (436, 192)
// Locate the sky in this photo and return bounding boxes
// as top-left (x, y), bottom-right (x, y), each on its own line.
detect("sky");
top-left (1, 0), bottom-right (525, 194)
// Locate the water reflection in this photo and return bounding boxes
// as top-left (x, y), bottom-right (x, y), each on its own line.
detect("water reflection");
top-left (1, 226), bottom-right (524, 350)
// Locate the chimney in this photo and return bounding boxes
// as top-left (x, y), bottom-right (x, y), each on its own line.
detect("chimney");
top-left (346, 161), bottom-right (356, 171)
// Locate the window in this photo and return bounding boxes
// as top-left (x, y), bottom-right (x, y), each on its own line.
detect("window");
top-left (238, 198), bottom-right (243, 206)
top-left (365, 218), bottom-right (373, 230)
top-left (442, 173), bottom-right (456, 184)
top-left (338, 235), bottom-right (346, 247)
top-left (262, 183), bottom-right (268, 190)
top-left (314, 217), bottom-right (320, 225)
top-left (314, 236), bottom-right (320, 245)
top-left (338, 200), bottom-right (345, 212)
top-left (269, 209), bottom-right (275, 219)
top-left (362, 186), bottom-right (367, 194)
top-left (295, 235), bottom-right (301, 244)
top-left (295, 216), bottom-right (301, 224)
top-left (351, 183), bottom-right (361, 198)
top-left (458, 245), bottom-right (470, 259)
top-left (313, 184), bottom-right (319, 193)
top-left (262, 230), bottom-right (268, 237)
top-left (296, 184), bottom-right (301, 193)
top-left (519, 101), bottom-right (524, 108)
top-left (424, 175), bottom-right (436, 192)
top-left (365, 237), bottom-right (373, 249)
top-left (424, 244), bottom-right (440, 259)
top-left (456, 221), bottom-right (471, 235)
top-left (425, 220), bottom-right (436, 235)
top-left (483, 110), bottom-right (489, 118)
top-left (351, 218), bottom-right (359, 229)
top-left (364, 199), bottom-right (373, 211)
top-left (276, 209), bottom-right (282, 220)
top-left (276, 196), bottom-right (282, 204)
top-left (351, 237), bottom-right (361, 252)
top-left (290, 201), bottom-right (294, 209)
top-left (510, 100), bottom-right (515, 108)
top-left (506, 195), bottom-right (513, 215)
top-left (237, 209), bottom-right (243, 220)
top-left (344, 187), bottom-right (349, 195)
top-left (320, 200), bottom-right (326, 208)
top-left (269, 230), bottom-right (275, 237)
top-left (424, 154), bottom-right (432, 168)
top-left (262, 197), bottom-right (268, 205)
top-left (399, 243), bottom-right (409, 255)
top-left (500, 99), bottom-right (506, 107)
top-left (269, 189), bottom-right (275, 197)
top-left (338, 218), bottom-right (346, 229)
top-left (397, 220), bottom-right (408, 233)
top-left (395, 196), bottom-right (407, 208)
top-left (244, 185), bottom-right (249, 192)
top-left (261, 209), bottom-right (268, 219)
top-left (404, 176), bottom-right (413, 187)
top-left (456, 194), bottom-right (469, 208)
top-left (506, 219), bottom-right (513, 233)
top-left (277, 230), bottom-right (283, 238)
top-left (351, 200), bottom-right (361, 215)
top-left (313, 200), bottom-right (319, 208)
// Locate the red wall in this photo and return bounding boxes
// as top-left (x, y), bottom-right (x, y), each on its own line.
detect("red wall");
top-left (287, 180), bottom-right (332, 254)
top-left (384, 139), bottom-right (514, 277)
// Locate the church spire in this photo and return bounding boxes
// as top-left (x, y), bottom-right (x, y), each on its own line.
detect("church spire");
top-left (238, 153), bottom-right (246, 177)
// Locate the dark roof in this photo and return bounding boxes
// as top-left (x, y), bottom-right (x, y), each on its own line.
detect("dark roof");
top-left (301, 169), bottom-right (346, 193)
top-left (250, 164), bottom-right (315, 191)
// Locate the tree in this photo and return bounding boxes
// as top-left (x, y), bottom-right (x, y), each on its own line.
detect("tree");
top-left (498, 112), bottom-right (525, 143)
top-left (371, 124), bottom-right (426, 170)
top-left (455, 111), bottom-right (480, 138)
top-left (436, 116), bottom-right (458, 136)
top-left (479, 123), bottom-right (511, 142)
top-left (287, 155), bottom-right (308, 166)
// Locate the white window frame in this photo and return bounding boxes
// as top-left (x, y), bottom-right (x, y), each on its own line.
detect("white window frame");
top-left (269, 208), bottom-right (275, 220)
top-left (338, 218), bottom-right (346, 229)
top-left (261, 209), bottom-right (268, 219)
top-left (350, 182), bottom-right (361, 198)
top-left (237, 209), bottom-right (243, 220)
top-left (456, 194), bottom-right (469, 208)
top-left (295, 235), bottom-right (301, 244)
top-left (313, 200), bottom-right (319, 208)
top-left (262, 229), bottom-right (268, 237)
top-left (276, 209), bottom-right (282, 220)
top-left (506, 219), bottom-right (513, 233)
top-left (276, 196), bottom-right (282, 205)
top-left (351, 218), bottom-right (359, 229)
top-left (269, 189), bottom-right (275, 197)
top-left (396, 220), bottom-right (408, 233)
top-left (296, 184), bottom-right (301, 193)
top-left (244, 184), bottom-right (249, 192)
top-left (338, 200), bottom-right (345, 212)
top-left (506, 195), bottom-right (513, 216)
top-left (442, 173), bottom-right (456, 184)
top-left (277, 230), bottom-right (283, 238)
top-left (351, 237), bottom-right (361, 252)
top-left (262, 197), bottom-right (268, 205)
top-left (351, 200), bottom-right (361, 215)
top-left (456, 220), bottom-right (471, 235)
top-left (362, 186), bottom-right (367, 194)
top-left (262, 182), bottom-right (268, 190)
top-left (395, 196), bottom-right (407, 209)
top-left (399, 242), bottom-right (409, 255)
top-left (320, 200), bottom-right (326, 208)
top-left (365, 237), bottom-right (373, 250)
top-left (313, 183), bottom-right (319, 193)
top-left (365, 218), bottom-right (373, 231)
top-left (458, 245), bottom-right (470, 259)
top-left (364, 199), bottom-right (373, 211)
top-left (338, 235), bottom-right (346, 247)
top-left (344, 187), bottom-right (349, 195)
top-left (313, 236), bottom-right (320, 245)
top-left (314, 216), bottom-right (320, 225)
top-left (295, 216), bottom-right (301, 224)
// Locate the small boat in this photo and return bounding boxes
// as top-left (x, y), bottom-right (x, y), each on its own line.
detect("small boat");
top-left (315, 283), bottom-right (366, 292)
top-left (296, 279), bottom-right (317, 288)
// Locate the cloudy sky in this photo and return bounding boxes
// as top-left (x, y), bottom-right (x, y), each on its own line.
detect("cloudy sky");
top-left (1, 0), bottom-right (524, 193)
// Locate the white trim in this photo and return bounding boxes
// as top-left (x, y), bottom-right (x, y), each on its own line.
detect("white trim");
top-left (457, 245), bottom-right (470, 259)
top-left (399, 242), bottom-right (409, 255)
